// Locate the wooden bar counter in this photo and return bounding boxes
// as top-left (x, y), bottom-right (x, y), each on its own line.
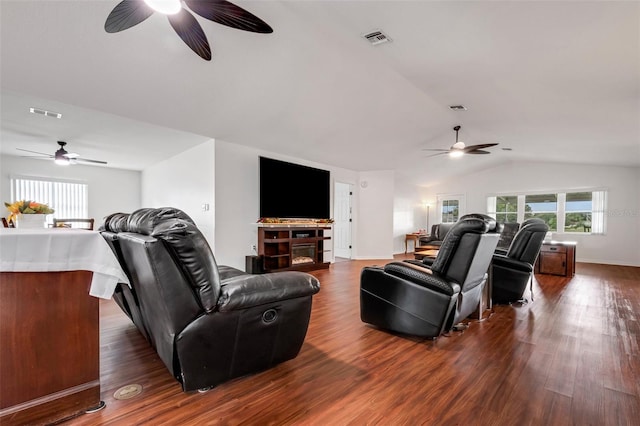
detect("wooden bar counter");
top-left (0, 271), bottom-right (100, 425)
top-left (0, 228), bottom-right (129, 425)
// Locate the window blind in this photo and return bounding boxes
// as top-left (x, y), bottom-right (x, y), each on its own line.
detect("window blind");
top-left (10, 176), bottom-right (89, 222)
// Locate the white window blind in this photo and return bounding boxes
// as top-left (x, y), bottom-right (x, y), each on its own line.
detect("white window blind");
top-left (11, 176), bottom-right (88, 223)
top-left (591, 190), bottom-right (607, 235)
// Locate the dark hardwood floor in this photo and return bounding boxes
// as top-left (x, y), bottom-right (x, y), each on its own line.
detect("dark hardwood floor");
top-left (63, 256), bottom-right (639, 425)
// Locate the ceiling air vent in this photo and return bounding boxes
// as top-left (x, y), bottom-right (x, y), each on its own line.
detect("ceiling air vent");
top-left (449, 105), bottom-right (467, 111)
top-left (363, 30), bottom-right (391, 46)
top-left (29, 107), bottom-right (62, 119)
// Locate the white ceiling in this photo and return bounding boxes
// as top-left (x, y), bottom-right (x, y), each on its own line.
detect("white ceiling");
top-left (1, 0), bottom-right (638, 186)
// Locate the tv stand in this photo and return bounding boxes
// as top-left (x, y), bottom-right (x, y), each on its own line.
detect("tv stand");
top-left (258, 224), bottom-right (331, 272)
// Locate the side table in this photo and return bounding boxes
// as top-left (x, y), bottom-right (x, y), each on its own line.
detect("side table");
top-left (535, 241), bottom-right (577, 277)
top-left (405, 233), bottom-right (427, 253)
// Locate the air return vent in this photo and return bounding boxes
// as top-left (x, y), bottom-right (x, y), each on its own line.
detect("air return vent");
top-left (449, 105), bottom-right (467, 111)
top-left (363, 30), bottom-right (392, 46)
top-left (29, 107), bottom-right (62, 119)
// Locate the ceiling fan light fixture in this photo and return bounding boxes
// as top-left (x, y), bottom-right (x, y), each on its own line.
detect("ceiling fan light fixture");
top-left (144, 0), bottom-right (181, 15)
top-left (449, 150), bottom-right (464, 158)
top-left (54, 157), bottom-right (70, 166)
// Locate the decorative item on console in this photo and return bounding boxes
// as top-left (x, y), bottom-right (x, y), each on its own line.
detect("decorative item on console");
top-left (257, 218), bottom-right (334, 224)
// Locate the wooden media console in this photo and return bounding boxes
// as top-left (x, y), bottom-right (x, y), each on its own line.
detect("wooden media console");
top-left (258, 225), bottom-right (332, 272)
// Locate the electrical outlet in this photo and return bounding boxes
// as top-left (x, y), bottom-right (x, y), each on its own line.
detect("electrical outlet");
top-left (250, 244), bottom-right (257, 252)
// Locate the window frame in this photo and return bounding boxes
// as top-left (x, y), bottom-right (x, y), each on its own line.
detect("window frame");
top-left (564, 192), bottom-right (594, 233)
top-left (487, 195), bottom-right (518, 224)
top-left (524, 193), bottom-right (558, 232)
top-left (10, 175), bottom-right (89, 226)
top-left (437, 194), bottom-right (465, 224)
top-left (486, 188), bottom-right (606, 235)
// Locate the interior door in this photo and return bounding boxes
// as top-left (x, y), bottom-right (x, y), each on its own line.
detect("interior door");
top-left (333, 182), bottom-right (352, 259)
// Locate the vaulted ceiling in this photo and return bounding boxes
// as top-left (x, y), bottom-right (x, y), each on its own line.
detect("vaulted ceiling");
top-left (1, 1), bottom-right (638, 186)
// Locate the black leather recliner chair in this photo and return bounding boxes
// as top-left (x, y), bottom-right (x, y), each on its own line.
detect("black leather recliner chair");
top-left (360, 214), bottom-right (499, 338)
top-left (495, 222), bottom-right (519, 254)
top-left (101, 211), bottom-right (152, 341)
top-left (491, 219), bottom-right (549, 304)
top-left (100, 207), bottom-right (320, 392)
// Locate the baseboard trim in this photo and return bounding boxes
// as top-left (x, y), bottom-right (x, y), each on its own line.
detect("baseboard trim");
top-left (577, 259), bottom-right (640, 268)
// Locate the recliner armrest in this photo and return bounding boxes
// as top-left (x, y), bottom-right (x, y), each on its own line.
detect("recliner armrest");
top-left (383, 262), bottom-right (460, 296)
top-left (218, 271), bottom-right (320, 312)
top-left (492, 254), bottom-right (533, 273)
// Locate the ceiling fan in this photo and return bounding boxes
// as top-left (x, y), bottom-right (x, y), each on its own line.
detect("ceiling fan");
top-left (17, 141), bottom-right (108, 166)
top-left (423, 126), bottom-right (499, 158)
top-left (104, 0), bottom-right (273, 61)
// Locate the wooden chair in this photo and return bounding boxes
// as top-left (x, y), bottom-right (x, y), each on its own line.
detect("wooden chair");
top-left (53, 218), bottom-right (95, 230)
top-left (2, 218), bottom-right (15, 228)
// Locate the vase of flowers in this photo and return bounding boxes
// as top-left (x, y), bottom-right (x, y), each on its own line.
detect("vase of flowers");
top-left (4, 200), bottom-right (55, 229)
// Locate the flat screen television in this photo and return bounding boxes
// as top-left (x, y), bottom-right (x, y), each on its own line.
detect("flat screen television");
top-left (259, 156), bottom-right (330, 219)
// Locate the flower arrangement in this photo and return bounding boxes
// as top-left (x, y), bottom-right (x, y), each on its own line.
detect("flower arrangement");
top-left (5, 200), bottom-right (55, 222)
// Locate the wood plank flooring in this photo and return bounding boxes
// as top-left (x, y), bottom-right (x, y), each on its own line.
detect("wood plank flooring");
top-left (62, 257), bottom-right (639, 425)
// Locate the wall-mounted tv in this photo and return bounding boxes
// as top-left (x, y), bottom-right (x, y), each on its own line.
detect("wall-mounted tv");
top-left (259, 156), bottom-right (330, 219)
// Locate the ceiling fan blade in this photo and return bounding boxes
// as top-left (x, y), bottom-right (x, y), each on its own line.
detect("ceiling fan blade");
top-left (105, 0), bottom-right (154, 33)
top-left (185, 0), bottom-right (273, 33)
top-left (16, 148), bottom-right (52, 157)
top-left (19, 155), bottom-right (52, 160)
top-left (168, 9), bottom-right (212, 61)
top-left (466, 150), bottom-right (491, 155)
top-left (425, 152), bottom-right (447, 158)
top-left (76, 158), bottom-right (108, 165)
top-left (462, 143), bottom-right (499, 153)
top-left (421, 148), bottom-right (450, 152)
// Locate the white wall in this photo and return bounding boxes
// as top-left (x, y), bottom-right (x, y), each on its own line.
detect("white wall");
top-left (141, 140), bottom-right (215, 243)
top-left (392, 177), bottom-right (430, 254)
top-left (0, 155), bottom-right (141, 224)
top-left (356, 170), bottom-right (395, 260)
top-left (422, 161), bottom-right (640, 267)
top-left (213, 140), bottom-right (360, 269)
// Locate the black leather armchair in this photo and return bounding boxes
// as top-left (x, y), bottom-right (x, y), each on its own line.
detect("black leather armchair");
top-left (495, 222), bottom-right (520, 254)
top-left (491, 219), bottom-right (549, 304)
top-left (418, 223), bottom-right (454, 248)
top-left (360, 214), bottom-right (499, 338)
top-left (100, 207), bottom-right (320, 392)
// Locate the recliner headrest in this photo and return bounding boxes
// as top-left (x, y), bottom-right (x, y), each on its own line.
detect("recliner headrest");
top-left (459, 213), bottom-right (498, 232)
top-left (126, 207), bottom-right (195, 235)
top-left (507, 221), bottom-right (549, 263)
top-left (100, 212), bottom-right (130, 233)
top-left (521, 217), bottom-right (546, 227)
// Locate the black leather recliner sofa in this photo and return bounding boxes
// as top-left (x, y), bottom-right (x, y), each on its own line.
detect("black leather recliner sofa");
top-left (418, 223), bottom-right (454, 248)
top-left (360, 214), bottom-right (499, 338)
top-left (491, 218), bottom-right (549, 304)
top-left (100, 207), bottom-right (320, 392)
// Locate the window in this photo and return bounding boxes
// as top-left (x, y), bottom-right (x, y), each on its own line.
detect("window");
top-left (525, 193), bottom-right (557, 231)
top-left (487, 190), bottom-right (606, 234)
top-left (487, 195), bottom-right (518, 223)
top-left (563, 190), bottom-right (606, 235)
top-left (441, 199), bottom-right (459, 223)
top-left (565, 192), bottom-right (592, 233)
top-left (11, 176), bottom-right (89, 225)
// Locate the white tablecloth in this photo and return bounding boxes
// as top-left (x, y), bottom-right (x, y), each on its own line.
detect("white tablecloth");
top-left (0, 228), bottom-right (130, 299)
